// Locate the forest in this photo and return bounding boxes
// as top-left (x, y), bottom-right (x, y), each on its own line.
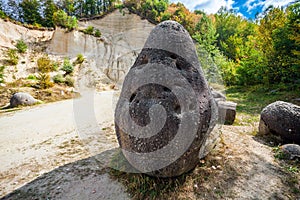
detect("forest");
top-left (0, 0), bottom-right (299, 87)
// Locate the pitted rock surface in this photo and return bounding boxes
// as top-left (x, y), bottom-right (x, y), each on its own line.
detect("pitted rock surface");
top-left (115, 20), bottom-right (217, 177)
top-left (259, 101), bottom-right (300, 144)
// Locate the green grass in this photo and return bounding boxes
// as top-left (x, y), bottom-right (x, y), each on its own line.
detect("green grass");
top-left (225, 83), bottom-right (300, 126)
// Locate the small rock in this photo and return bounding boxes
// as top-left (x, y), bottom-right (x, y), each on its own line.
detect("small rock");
top-left (9, 92), bottom-right (38, 108)
top-left (217, 101), bottom-right (237, 125)
top-left (280, 144), bottom-right (300, 160)
top-left (259, 101), bottom-right (300, 144)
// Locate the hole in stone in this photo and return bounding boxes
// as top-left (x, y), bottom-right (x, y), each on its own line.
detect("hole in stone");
top-left (141, 55), bottom-right (148, 65)
top-left (163, 87), bottom-right (171, 92)
top-left (174, 104), bottom-right (180, 113)
top-left (176, 61), bottom-right (182, 70)
top-left (170, 54), bottom-right (177, 59)
top-left (129, 93), bottom-right (136, 102)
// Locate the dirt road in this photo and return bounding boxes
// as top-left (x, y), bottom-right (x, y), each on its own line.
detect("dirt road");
top-left (0, 90), bottom-right (130, 198)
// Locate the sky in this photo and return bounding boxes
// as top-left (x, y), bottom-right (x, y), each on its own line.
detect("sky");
top-left (169, 0), bottom-right (297, 19)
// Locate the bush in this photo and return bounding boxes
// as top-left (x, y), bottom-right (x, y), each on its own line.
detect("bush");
top-left (53, 73), bottom-right (65, 84)
top-left (65, 75), bottom-right (74, 87)
top-left (61, 58), bottom-right (74, 75)
top-left (37, 73), bottom-right (53, 89)
top-left (94, 29), bottom-right (101, 37)
top-left (27, 74), bottom-right (37, 80)
top-left (0, 10), bottom-right (6, 19)
top-left (15, 39), bottom-right (28, 53)
top-left (37, 56), bottom-right (54, 73)
top-left (84, 26), bottom-right (94, 34)
top-left (0, 66), bottom-right (5, 83)
top-left (53, 9), bottom-right (78, 31)
top-left (6, 49), bottom-right (18, 65)
top-left (75, 54), bottom-right (85, 64)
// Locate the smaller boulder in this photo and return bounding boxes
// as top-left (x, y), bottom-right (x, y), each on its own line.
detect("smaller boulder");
top-left (217, 101), bottom-right (237, 125)
top-left (280, 144), bottom-right (300, 160)
top-left (10, 92), bottom-right (38, 108)
top-left (259, 101), bottom-right (300, 144)
top-left (211, 90), bottom-right (226, 102)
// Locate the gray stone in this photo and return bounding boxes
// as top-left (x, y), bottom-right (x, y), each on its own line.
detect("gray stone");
top-left (259, 101), bottom-right (300, 144)
top-left (280, 144), bottom-right (300, 160)
top-left (217, 101), bottom-right (237, 125)
top-left (10, 92), bottom-right (37, 108)
top-left (211, 90), bottom-right (226, 102)
top-left (115, 20), bottom-right (217, 177)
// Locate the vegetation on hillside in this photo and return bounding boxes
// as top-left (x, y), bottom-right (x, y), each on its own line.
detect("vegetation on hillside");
top-left (0, 0), bottom-right (299, 87)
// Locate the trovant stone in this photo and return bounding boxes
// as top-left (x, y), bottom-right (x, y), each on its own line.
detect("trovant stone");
top-left (114, 20), bottom-right (217, 177)
top-left (259, 101), bottom-right (300, 144)
top-left (10, 92), bottom-right (38, 108)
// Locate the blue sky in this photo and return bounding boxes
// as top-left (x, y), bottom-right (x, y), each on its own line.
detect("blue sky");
top-left (169, 0), bottom-right (296, 19)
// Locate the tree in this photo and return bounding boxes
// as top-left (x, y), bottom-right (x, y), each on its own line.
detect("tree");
top-left (53, 9), bottom-right (78, 30)
top-left (43, 0), bottom-right (57, 27)
top-left (19, 0), bottom-right (42, 25)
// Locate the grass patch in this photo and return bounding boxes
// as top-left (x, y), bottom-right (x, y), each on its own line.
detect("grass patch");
top-left (225, 83), bottom-right (300, 126)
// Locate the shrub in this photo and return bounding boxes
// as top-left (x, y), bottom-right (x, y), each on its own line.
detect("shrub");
top-left (37, 73), bottom-right (53, 89)
top-left (94, 29), bottom-right (101, 37)
top-left (37, 56), bottom-right (54, 73)
top-left (84, 26), bottom-right (94, 34)
top-left (27, 74), bottom-right (37, 80)
top-left (15, 39), bottom-right (28, 53)
top-left (75, 54), bottom-right (85, 64)
top-left (0, 10), bottom-right (6, 19)
top-left (53, 73), bottom-right (65, 84)
top-left (0, 66), bottom-right (5, 83)
top-left (6, 49), bottom-right (18, 65)
top-left (53, 9), bottom-right (78, 31)
top-left (61, 58), bottom-right (74, 75)
top-left (65, 75), bottom-right (74, 87)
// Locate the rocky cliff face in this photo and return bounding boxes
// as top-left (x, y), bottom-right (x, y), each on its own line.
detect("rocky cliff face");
top-left (47, 9), bottom-right (154, 87)
top-left (0, 19), bottom-right (53, 49)
top-left (0, 9), bottom-right (154, 88)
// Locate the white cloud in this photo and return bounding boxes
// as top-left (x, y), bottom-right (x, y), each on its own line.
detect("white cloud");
top-left (170, 0), bottom-right (235, 14)
top-left (244, 0), bottom-right (295, 13)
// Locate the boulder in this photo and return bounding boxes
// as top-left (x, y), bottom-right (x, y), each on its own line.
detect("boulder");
top-left (211, 89), bottom-right (226, 102)
top-left (10, 92), bottom-right (37, 108)
top-left (280, 144), bottom-right (300, 160)
top-left (259, 101), bottom-right (300, 144)
top-left (115, 20), bottom-right (217, 177)
top-left (217, 101), bottom-right (237, 125)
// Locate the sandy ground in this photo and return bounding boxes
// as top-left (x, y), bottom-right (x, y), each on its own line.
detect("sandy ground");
top-left (0, 91), bottom-right (299, 199)
top-left (0, 90), bottom-right (128, 198)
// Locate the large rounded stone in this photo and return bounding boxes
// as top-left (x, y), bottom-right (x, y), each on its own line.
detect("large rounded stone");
top-left (10, 92), bottom-right (38, 108)
top-left (114, 20), bottom-right (217, 177)
top-left (280, 144), bottom-right (300, 160)
top-left (259, 101), bottom-right (300, 144)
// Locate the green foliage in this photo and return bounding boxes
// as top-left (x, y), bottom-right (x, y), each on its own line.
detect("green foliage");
top-left (82, 26), bottom-right (101, 37)
top-left (15, 39), bottom-right (27, 53)
top-left (43, 0), bottom-right (57, 27)
top-left (53, 9), bottom-right (78, 31)
top-left (0, 9), bottom-right (7, 19)
top-left (37, 56), bottom-right (54, 73)
top-left (94, 29), bottom-right (101, 37)
top-left (6, 49), bottom-right (19, 65)
top-left (37, 73), bottom-right (53, 89)
top-left (0, 66), bottom-right (5, 83)
top-left (20, 0), bottom-right (43, 25)
top-left (53, 73), bottom-right (65, 83)
top-left (83, 25), bottom-right (94, 34)
top-left (75, 53), bottom-right (85, 64)
top-left (65, 75), bottom-right (74, 87)
top-left (61, 58), bottom-right (74, 75)
top-left (27, 74), bottom-right (37, 80)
